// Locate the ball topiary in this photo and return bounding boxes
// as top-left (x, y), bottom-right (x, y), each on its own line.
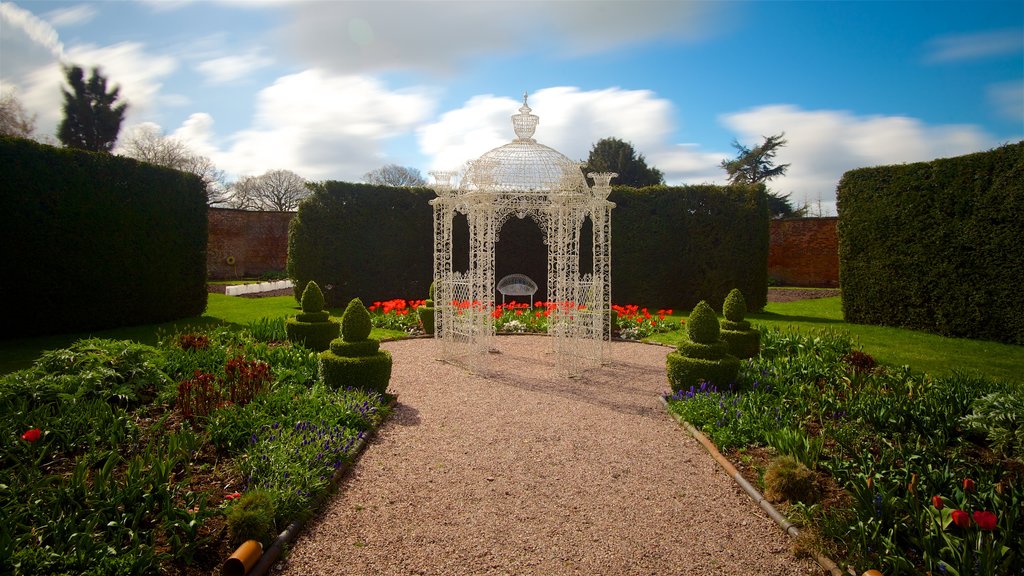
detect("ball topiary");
top-left (723, 288), bottom-right (747, 323)
top-left (341, 298), bottom-right (372, 342)
top-left (301, 281), bottom-right (325, 314)
top-left (686, 301), bottom-right (720, 344)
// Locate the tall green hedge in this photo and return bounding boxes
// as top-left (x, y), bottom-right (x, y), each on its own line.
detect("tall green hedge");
top-left (288, 181), bottom-right (768, 311)
top-left (288, 182), bottom-right (435, 307)
top-left (610, 184), bottom-right (768, 311)
top-left (0, 136), bottom-right (208, 337)
top-left (837, 141), bottom-right (1024, 345)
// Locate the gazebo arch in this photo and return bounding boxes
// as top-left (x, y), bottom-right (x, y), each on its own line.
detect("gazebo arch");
top-left (430, 94), bottom-right (615, 376)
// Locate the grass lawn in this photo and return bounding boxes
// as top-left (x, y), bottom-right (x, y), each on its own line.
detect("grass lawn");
top-left (648, 296), bottom-right (1024, 385)
top-left (0, 294), bottom-right (406, 374)
top-left (2, 293), bottom-right (1021, 384)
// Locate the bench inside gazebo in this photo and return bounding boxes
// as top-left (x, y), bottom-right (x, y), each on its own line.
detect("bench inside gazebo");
top-left (497, 273), bottom-right (538, 306)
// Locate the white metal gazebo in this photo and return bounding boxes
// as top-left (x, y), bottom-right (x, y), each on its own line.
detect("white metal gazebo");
top-left (429, 94), bottom-right (616, 376)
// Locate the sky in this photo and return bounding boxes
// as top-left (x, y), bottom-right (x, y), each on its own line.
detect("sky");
top-left (2, 0), bottom-right (1022, 214)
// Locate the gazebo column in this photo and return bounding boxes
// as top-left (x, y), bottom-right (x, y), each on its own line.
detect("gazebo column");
top-left (589, 173), bottom-right (617, 359)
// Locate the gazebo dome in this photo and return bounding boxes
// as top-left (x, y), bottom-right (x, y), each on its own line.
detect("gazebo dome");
top-left (460, 95), bottom-right (588, 195)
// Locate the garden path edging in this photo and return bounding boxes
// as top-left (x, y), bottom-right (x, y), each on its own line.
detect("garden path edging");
top-left (245, 394), bottom-right (398, 576)
top-left (660, 396), bottom-right (847, 576)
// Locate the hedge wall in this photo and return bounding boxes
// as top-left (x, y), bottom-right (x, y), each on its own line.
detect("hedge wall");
top-left (0, 136), bottom-right (208, 337)
top-left (288, 181), bottom-right (768, 311)
top-left (837, 141), bottom-right (1024, 345)
top-left (610, 184), bottom-right (768, 311)
top-left (287, 182), bottom-right (436, 307)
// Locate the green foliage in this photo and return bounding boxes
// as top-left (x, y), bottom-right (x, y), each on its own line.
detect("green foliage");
top-left (961, 391), bottom-right (1024, 460)
top-left (674, 339), bottom-right (729, 360)
top-left (245, 316), bottom-right (288, 343)
top-left (610, 184), bottom-right (769, 310)
top-left (720, 133), bottom-right (790, 186)
top-left (225, 490), bottom-right (276, 546)
top-left (286, 181), bottom-right (767, 311)
top-left (287, 182), bottom-right (435, 307)
top-left (319, 349), bottom-right (393, 394)
top-left (1, 136), bottom-right (207, 338)
top-left (723, 288), bottom-right (747, 322)
top-left (428, 281), bottom-right (435, 301)
top-left (329, 339), bottom-right (381, 357)
top-left (284, 317), bottom-right (339, 352)
top-left (418, 305), bottom-right (435, 335)
top-left (838, 141), bottom-right (1024, 345)
top-left (665, 328), bottom-right (1024, 573)
top-left (582, 137), bottom-right (664, 187)
top-left (665, 350), bottom-right (740, 392)
top-left (685, 301), bottom-right (720, 344)
top-left (295, 311), bottom-right (329, 323)
top-left (57, 65), bottom-right (127, 153)
top-left (720, 328), bottom-right (760, 359)
top-left (762, 455), bottom-right (817, 504)
top-left (300, 281), bottom-right (325, 313)
top-left (768, 427), bottom-right (823, 470)
top-left (341, 298), bottom-right (372, 342)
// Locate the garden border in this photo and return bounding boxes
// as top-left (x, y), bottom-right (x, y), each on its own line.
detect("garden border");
top-left (244, 394), bottom-right (399, 576)
top-left (660, 395), bottom-right (847, 576)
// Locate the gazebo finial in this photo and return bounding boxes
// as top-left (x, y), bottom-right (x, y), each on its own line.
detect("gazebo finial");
top-left (512, 91), bottom-right (538, 141)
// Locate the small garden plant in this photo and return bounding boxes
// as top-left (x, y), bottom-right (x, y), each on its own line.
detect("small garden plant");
top-left (719, 288), bottom-right (760, 359)
top-left (285, 281), bottom-right (340, 351)
top-left (665, 300), bottom-right (740, 392)
top-left (319, 298), bottom-right (393, 394)
top-left (418, 282), bottom-right (436, 335)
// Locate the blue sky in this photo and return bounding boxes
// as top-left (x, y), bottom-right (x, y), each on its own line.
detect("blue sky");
top-left (2, 0), bottom-right (1022, 214)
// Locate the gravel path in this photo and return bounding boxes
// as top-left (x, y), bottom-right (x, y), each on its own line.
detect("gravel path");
top-left (274, 337), bottom-right (823, 575)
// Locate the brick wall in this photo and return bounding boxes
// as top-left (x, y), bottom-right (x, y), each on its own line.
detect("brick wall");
top-left (207, 208), bottom-right (295, 280)
top-left (768, 217), bottom-right (839, 287)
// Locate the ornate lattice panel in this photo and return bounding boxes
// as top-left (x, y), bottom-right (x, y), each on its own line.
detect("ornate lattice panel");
top-left (430, 95), bottom-right (615, 377)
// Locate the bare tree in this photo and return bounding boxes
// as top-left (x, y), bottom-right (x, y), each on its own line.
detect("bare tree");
top-left (118, 125), bottom-right (229, 205)
top-left (228, 169), bottom-right (309, 211)
top-left (0, 89), bottom-right (37, 139)
top-left (363, 164), bottom-right (426, 187)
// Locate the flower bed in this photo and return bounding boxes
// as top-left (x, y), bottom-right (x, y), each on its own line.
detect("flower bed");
top-left (367, 298), bottom-right (682, 339)
top-left (665, 327), bottom-right (1023, 574)
top-left (0, 323), bottom-right (390, 575)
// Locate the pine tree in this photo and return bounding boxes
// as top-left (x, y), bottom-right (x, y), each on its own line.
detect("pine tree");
top-left (58, 65), bottom-right (128, 152)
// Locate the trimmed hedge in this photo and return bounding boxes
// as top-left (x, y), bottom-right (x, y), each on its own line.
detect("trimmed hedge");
top-left (285, 317), bottom-right (338, 352)
top-left (1, 136), bottom-right (207, 337)
top-left (666, 351), bottom-right (741, 392)
top-left (838, 141), bottom-right (1024, 344)
top-left (287, 182), bottom-right (768, 311)
top-left (318, 351), bottom-right (393, 394)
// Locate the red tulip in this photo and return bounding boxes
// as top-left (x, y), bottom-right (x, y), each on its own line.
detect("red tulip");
top-left (225, 491), bottom-right (241, 500)
top-left (951, 509), bottom-right (971, 529)
top-left (931, 495), bottom-right (944, 510)
top-left (963, 478), bottom-right (975, 493)
top-left (973, 510), bottom-right (997, 531)
top-left (21, 428), bottom-right (41, 443)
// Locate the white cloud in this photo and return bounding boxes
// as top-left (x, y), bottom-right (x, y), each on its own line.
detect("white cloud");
top-left (195, 50), bottom-right (274, 84)
top-left (278, 1), bottom-right (725, 74)
top-left (0, 2), bottom-right (63, 57)
top-left (194, 70), bottom-right (435, 180)
top-left (63, 42), bottom-right (179, 123)
top-left (44, 4), bottom-right (97, 27)
top-left (419, 86), bottom-right (678, 174)
top-left (988, 81), bottom-right (1024, 122)
top-left (720, 105), bottom-right (995, 214)
top-left (925, 29), bottom-right (1024, 63)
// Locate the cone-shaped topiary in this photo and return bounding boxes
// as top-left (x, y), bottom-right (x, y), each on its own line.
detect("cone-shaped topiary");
top-left (320, 297), bottom-right (392, 393)
top-left (667, 299), bottom-right (739, 392)
top-left (723, 288), bottom-right (747, 323)
top-left (301, 281), bottom-right (325, 313)
top-left (286, 281), bottom-right (339, 351)
top-left (686, 301), bottom-right (720, 344)
top-left (720, 288), bottom-right (760, 359)
top-left (418, 281), bottom-right (436, 335)
top-left (341, 298), bottom-right (372, 342)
